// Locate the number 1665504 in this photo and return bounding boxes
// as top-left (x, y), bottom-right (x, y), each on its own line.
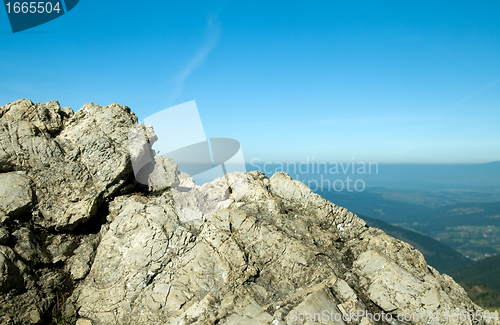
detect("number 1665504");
top-left (5, 2), bottom-right (62, 14)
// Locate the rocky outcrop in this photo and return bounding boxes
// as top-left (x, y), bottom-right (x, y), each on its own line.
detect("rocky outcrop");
top-left (0, 100), bottom-right (497, 325)
top-left (0, 99), bottom-right (137, 230)
top-left (66, 172), bottom-right (492, 325)
top-left (0, 99), bottom-right (138, 324)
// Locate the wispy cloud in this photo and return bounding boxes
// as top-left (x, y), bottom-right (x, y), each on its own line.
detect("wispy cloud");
top-left (453, 77), bottom-right (500, 107)
top-left (169, 16), bottom-right (221, 105)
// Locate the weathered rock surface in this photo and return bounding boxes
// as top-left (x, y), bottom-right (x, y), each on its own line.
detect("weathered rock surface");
top-left (0, 171), bottom-right (33, 218)
top-left (0, 99), bottom-right (139, 324)
top-left (0, 99), bottom-right (137, 230)
top-left (0, 99), bottom-right (497, 325)
top-left (64, 232), bottom-right (102, 280)
top-left (67, 171), bottom-right (497, 325)
top-left (0, 245), bottom-right (65, 324)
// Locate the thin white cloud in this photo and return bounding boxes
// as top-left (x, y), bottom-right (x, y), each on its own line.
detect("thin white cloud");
top-left (169, 16), bottom-right (221, 105)
top-left (453, 77), bottom-right (500, 106)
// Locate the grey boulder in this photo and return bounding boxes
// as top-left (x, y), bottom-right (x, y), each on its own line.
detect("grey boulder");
top-left (0, 99), bottom-right (138, 230)
top-left (0, 171), bottom-right (33, 219)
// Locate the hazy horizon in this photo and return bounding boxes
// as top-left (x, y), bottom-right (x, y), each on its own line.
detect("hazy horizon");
top-left (247, 160), bottom-right (500, 192)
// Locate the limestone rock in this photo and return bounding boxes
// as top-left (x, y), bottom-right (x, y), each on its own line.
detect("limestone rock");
top-left (0, 99), bottom-right (138, 230)
top-left (0, 171), bottom-right (33, 218)
top-left (76, 319), bottom-right (93, 325)
top-left (45, 233), bottom-right (78, 264)
top-left (170, 171), bottom-right (247, 223)
top-left (0, 227), bottom-right (9, 245)
top-left (0, 245), bottom-right (62, 324)
top-left (64, 232), bottom-right (102, 280)
top-left (147, 156), bottom-right (180, 192)
top-left (12, 227), bottom-right (51, 265)
top-left (67, 171), bottom-right (496, 325)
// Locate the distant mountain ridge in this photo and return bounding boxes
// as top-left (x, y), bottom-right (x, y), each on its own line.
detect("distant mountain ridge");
top-left (447, 254), bottom-right (500, 308)
top-left (448, 254), bottom-right (500, 292)
top-left (318, 189), bottom-right (500, 260)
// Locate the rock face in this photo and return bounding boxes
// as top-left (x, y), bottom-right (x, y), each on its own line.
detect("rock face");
top-left (0, 99), bottom-right (137, 324)
top-left (0, 99), bottom-right (137, 230)
top-left (0, 100), bottom-right (497, 325)
top-left (0, 171), bottom-right (33, 218)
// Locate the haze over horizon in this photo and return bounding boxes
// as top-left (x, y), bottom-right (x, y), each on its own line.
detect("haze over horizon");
top-left (1, 1), bottom-right (499, 164)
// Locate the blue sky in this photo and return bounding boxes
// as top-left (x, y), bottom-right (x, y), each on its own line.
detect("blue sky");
top-left (1, 1), bottom-right (499, 163)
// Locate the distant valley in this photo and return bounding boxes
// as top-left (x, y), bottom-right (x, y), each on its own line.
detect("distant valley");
top-left (249, 161), bottom-right (500, 261)
top-left (319, 189), bottom-right (500, 260)
top-left (357, 215), bottom-right (473, 272)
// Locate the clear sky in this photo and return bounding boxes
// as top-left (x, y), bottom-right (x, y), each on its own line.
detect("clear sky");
top-left (1, 1), bottom-right (499, 164)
